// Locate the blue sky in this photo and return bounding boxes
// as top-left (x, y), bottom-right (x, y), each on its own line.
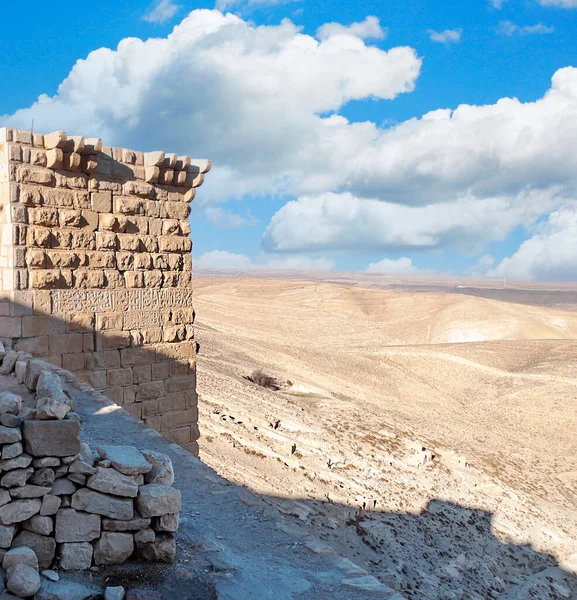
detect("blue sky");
top-left (1, 0), bottom-right (577, 280)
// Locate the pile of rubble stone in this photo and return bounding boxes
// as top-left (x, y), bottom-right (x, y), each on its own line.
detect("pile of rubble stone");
top-left (0, 347), bottom-right (181, 598)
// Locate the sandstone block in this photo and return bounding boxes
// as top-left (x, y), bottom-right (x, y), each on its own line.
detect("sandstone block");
top-left (143, 151), bottom-right (165, 167)
top-left (141, 451), bottom-right (174, 486)
top-left (75, 269), bottom-right (105, 289)
top-left (93, 532), bottom-right (134, 566)
top-left (40, 495), bottom-right (61, 516)
top-left (115, 196), bottom-right (145, 216)
top-left (0, 498), bottom-right (41, 525)
top-left (30, 270), bottom-right (61, 289)
top-left (22, 420), bottom-right (81, 457)
top-left (91, 191), bottom-right (112, 213)
top-left (95, 446), bottom-right (152, 477)
top-left (22, 515), bottom-right (54, 536)
top-left (102, 516), bottom-right (151, 532)
top-left (87, 468), bottom-right (138, 498)
top-left (0, 351), bottom-right (18, 376)
top-left (12, 530), bottom-right (56, 570)
top-left (55, 508), bottom-right (101, 543)
top-left (71, 489), bottom-right (133, 520)
top-left (44, 131), bottom-right (66, 150)
top-left (59, 542), bottom-right (93, 570)
top-left (136, 485), bottom-right (181, 518)
top-left (95, 232), bottom-right (117, 251)
top-left (136, 533), bottom-right (176, 563)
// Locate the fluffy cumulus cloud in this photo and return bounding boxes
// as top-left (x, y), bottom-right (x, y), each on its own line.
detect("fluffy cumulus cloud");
top-left (204, 207), bottom-right (259, 229)
top-left (143, 0), bottom-right (180, 24)
top-left (195, 250), bottom-right (334, 270)
top-left (488, 206), bottom-right (577, 281)
top-left (365, 257), bottom-right (419, 274)
top-left (428, 29), bottom-right (462, 44)
top-left (317, 17), bottom-right (386, 41)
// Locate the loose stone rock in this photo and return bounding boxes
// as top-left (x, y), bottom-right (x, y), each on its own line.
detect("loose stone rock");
top-left (55, 508), bottom-right (101, 543)
top-left (36, 396), bottom-right (70, 421)
top-left (1, 443), bottom-right (23, 461)
top-left (0, 455), bottom-right (32, 472)
top-left (0, 525), bottom-right (15, 549)
top-left (96, 446), bottom-right (152, 476)
top-left (0, 413), bottom-right (22, 428)
top-left (3, 546), bottom-right (39, 572)
top-left (0, 427), bottom-right (21, 446)
top-left (87, 468), bottom-right (138, 498)
top-left (22, 515), bottom-right (54, 536)
top-left (134, 528), bottom-right (155, 544)
top-left (7, 563), bottom-right (41, 597)
top-left (41, 570), bottom-right (59, 582)
top-left (68, 474), bottom-right (86, 486)
top-left (51, 479), bottom-right (76, 496)
top-left (68, 459), bottom-right (96, 476)
top-left (36, 579), bottom-right (100, 599)
top-left (71, 489), bottom-right (133, 520)
top-left (126, 591), bottom-right (162, 600)
top-left (0, 351), bottom-right (18, 376)
top-left (22, 421), bottom-right (80, 458)
top-left (136, 484), bottom-right (181, 518)
top-left (39, 495), bottom-right (61, 517)
top-left (33, 458), bottom-right (60, 468)
top-left (102, 517), bottom-right (151, 532)
top-left (136, 533), bottom-right (176, 563)
top-left (11, 531), bottom-right (56, 569)
top-left (0, 498), bottom-right (42, 525)
top-left (36, 371), bottom-right (73, 409)
top-left (105, 586), bottom-right (126, 600)
top-left (1, 468), bottom-right (33, 489)
top-left (30, 468), bottom-right (56, 487)
top-left (10, 485), bottom-right (52, 499)
top-left (59, 542), bottom-right (93, 570)
top-left (153, 513), bottom-right (179, 533)
top-left (0, 393), bottom-right (22, 417)
top-left (93, 532), bottom-right (134, 566)
top-left (141, 451), bottom-right (174, 486)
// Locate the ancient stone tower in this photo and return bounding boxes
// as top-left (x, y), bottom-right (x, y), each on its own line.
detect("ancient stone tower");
top-left (0, 127), bottom-right (210, 454)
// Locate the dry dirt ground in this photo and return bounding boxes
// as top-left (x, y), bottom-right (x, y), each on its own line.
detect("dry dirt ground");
top-left (193, 277), bottom-right (577, 599)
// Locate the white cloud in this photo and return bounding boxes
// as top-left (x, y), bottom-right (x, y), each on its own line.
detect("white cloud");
top-left (143, 0), bottom-right (180, 23)
top-left (488, 206), bottom-right (577, 281)
top-left (537, 0), bottom-right (577, 7)
top-left (204, 207), bottom-right (259, 228)
top-left (317, 17), bottom-right (386, 41)
top-left (3, 9), bottom-right (421, 207)
top-left (428, 29), bottom-right (462, 44)
top-left (491, 0), bottom-right (509, 8)
top-left (497, 21), bottom-right (555, 36)
top-left (195, 250), bottom-right (334, 270)
top-left (215, 0), bottom-right (297, 10)
top-left (365, 257), bottom-right (419, 274)
top-left (262, 189), bottom-right (565, 253)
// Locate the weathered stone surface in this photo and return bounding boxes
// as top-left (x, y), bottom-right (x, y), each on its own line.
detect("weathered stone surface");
top-left (68, 473), bottom-right (86, 486)
top-left (30, 468), bottom-right (56, 487)
top-left (51, 479), bottom-right (76, 496)
top-left (11, 530), bottom-right (56, 569)
top-left (40, 495), bottom-right (61, 516)
top-left (68, 459), bottom-right (96, 476)
top-left (22, 420), bottom-right (80, 457)
top-left (36, 579), bottom-right (99, 599)
top-left (1, 468), bottom-right (33, 488)
top-left (105, 586), bottom-right (126, 600)
top-left (55, 508), bottom-right (100, 543)
top-left (87, 467), bottom-right (138, 498)
top-left (25, 359), bottom-right (47, 391)
top-left (0, 393), bottom-right (22, 416)
top-left (136, 485), bottom-right (181, 518)
top-left (23, 515), bottom-right (54, 536)
top-left (153, 513), bottom-right (179, 533)
top-left (141, 450), bottom-right (174, 486)
top-left (36, 396), bottom-right (70, 421)
top-left (10, 485), bottom-right (52, 499)
top-left (71, 489), bottom-right (133, 520)
top-left (134, 528), bottom-right (155, 544)
top-left (41, 570), bottom-right (59, 582)
top-left (3, 545), bottom-right (39, 572)
top-left (0, 499), bottom-right (41, 525)
top-left (102, 517), bottom-right (151, 532)
top-left (59, 542), bottom-right (93, 570)
top-left (0, 454), bottom-right (32, 472)
top-left (0, 490), bottom-right (9, 507)
top-left (136, 533), bottom-right (176, 563)
top-left (0, 351), bottom-right (18, 375)
top-left (7, 564), bottom-right (41, 597)
top-left (0, 414), bottom-right (22, 428)
top-left (0, 525), bottom-right (15, 549)
top-left (1, 443), bottom-right (23, 461)
top-left (93, 532), bottom-right (134, 566)
top-left (0, 426), bottom-right (21, 445)
top-left (126, 591), bottom-right (162, 600)
top-left (34, 458), bottom-right (60, 468)
top-left (96, 446), bottom-right (152, 476)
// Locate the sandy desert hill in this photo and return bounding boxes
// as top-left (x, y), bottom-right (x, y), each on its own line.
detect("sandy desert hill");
top-left (192, 276), bottom-right (577, 598)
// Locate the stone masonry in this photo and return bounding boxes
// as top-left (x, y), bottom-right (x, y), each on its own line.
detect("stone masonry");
top-left (0, 127), bottom-right (210, 453)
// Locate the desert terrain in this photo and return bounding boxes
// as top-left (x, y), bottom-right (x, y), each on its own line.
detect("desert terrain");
top-left (193, 276), bottom-right (577, 598)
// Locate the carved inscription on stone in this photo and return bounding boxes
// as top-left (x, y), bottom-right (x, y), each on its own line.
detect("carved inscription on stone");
top-left (51, 289), bottom-right (193, 314)
top-left (123, 310), bottom-right (162, 330)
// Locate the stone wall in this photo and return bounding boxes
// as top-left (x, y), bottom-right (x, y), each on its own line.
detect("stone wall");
top-left (0, 127), bottom-right (210, 453)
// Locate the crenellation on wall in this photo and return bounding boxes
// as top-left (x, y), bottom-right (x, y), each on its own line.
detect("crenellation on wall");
top-left (0, 127), bottom-right (209, 453)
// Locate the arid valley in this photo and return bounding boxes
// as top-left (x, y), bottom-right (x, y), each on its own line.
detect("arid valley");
top-left (193, 275), bottom-right (577, 599)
